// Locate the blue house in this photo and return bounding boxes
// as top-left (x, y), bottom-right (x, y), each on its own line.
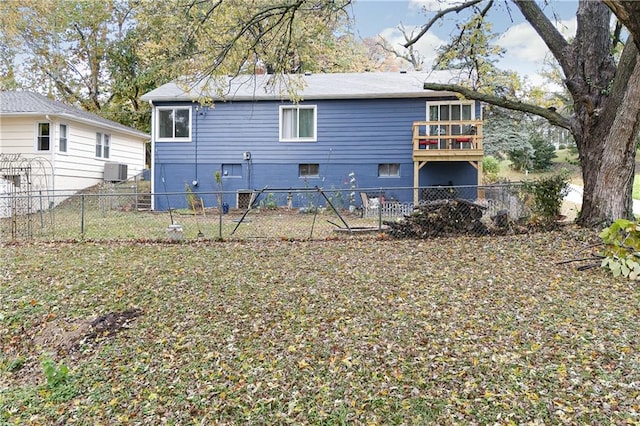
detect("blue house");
top-left (140, 72), bottom-right (484, 211)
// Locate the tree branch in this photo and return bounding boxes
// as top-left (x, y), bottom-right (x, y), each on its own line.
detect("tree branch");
top-left (512, 0), bottom-right (570, 71)
top-left (603, 0), bottom-right (640, 51)
top-left (404, 0), bottom-right (484, 48)
top-left (423, 81), bottom-right (571, 129)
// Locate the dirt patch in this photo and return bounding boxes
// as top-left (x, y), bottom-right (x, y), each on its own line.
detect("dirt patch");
top-left (31, 308), bottom-right (143, 355)
top-left (5, 309), bottom-right (143, 386)
top-left (84, 308), bottom-right (143, 342)
top-left (32, 317), bottom-right (92, 355)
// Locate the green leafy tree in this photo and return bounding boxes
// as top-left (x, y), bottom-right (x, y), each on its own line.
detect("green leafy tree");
top-left (0, 0), bottom-right (159, 131)
top-left (1, 0), bottom-right (374, 130)
top-left (529, 133), bottom-right (557, 172)
top-left (432, 7), bottom-right (522, 97)
top-left (482, 110), bottom-right (530, 160)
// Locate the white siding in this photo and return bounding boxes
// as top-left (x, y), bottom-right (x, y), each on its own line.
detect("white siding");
top-left (1, 115), bottom-right (146, 191)
top-left (0, 116), bottom-right (52, 157)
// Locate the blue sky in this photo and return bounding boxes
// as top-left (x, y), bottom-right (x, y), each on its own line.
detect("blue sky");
top-left (349, 0), bottom-right (579, 85)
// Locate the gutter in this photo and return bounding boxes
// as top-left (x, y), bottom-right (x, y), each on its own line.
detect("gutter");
top-left (141, 91), bottom-right (457, 103)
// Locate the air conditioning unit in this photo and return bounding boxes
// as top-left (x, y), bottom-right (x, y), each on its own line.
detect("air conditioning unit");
top-left (104, 163), bottom-right (128, 182)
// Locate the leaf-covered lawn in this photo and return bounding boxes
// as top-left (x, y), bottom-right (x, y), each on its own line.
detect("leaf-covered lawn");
top-left (1, 228), bottom-right (639, 424)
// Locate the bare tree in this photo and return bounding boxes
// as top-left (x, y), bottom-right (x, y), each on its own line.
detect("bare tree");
top-left (406, 0), bottom-right (640, 227)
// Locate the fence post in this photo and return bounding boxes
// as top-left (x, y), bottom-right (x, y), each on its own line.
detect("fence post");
top-left (80, 194), bottom-right (85, 236)
top-left (39, 190), bottom-right (44, 231)
top-left (378, 187), bottom-right (383, 230)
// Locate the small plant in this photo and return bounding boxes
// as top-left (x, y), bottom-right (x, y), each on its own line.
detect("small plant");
top-left (348, 172), bottom-right (357, 210)
top-left (41, 356), bottom-right (69, 388)
top-left (521, 171), bottom-right (570, 221)
top-left (296, 177), bottom-right (317, 212)
top-left (599, 219), bottom-right (640, 280)
top-left (327, 186), bottom-right (345, 212)
top-left (259, 193), bottom-right (278, 209)
top-left (184, 183), bottom-right (202, 211)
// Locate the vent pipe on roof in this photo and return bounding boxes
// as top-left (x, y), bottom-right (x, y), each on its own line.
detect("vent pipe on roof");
top-left (304, 71), bottom-right (312, 76)
top-left (399, 70), bottom-right (407, 74)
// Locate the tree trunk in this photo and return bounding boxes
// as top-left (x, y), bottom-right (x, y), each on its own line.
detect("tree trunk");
top-left (578, 57), bottom-right (640, 226)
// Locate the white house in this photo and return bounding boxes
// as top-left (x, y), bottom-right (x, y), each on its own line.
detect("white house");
top-left (0, 91), bottom-right (148, 192)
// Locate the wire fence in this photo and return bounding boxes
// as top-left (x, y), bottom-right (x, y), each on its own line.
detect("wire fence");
top-left (0, 183), bottom-right (582, 242)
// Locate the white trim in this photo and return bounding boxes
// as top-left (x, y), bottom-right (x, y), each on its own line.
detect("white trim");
top-left (95, 132), bottom-right (111, 159)
top-left (150, 102), bottom-right (156, 210)
top-left (279, 105), bottom-right (317, 142)
top-left (426, 100), bottom-right (475, 120)
top-left (35, 121), bottom-right (51, 152)
top-left (155, 106), bottom-right (192, 142)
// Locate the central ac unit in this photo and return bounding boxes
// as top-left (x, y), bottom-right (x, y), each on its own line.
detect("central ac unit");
top-left (104, 163), bottom-right (128, 182)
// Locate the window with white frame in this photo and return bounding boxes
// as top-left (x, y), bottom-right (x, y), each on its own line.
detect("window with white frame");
top-left (37, 122), bottom-right (50, 151)
top-left (157, 107), bottom-right (191, 141)
top-left (280, 105), bottom-right (316, 141)
top-left (428, 101), bottom-right (474, 137)
top-left (298, 163), bottom-right (319, 177)
top-left (96, 132), bottom-right (110, 158)
top-left (59, 124), bottom-right (68, 152)
top-left (378, 163), bottom-right (400, 177)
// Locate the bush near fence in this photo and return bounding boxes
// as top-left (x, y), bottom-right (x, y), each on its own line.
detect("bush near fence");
top-left (0, 183), bottom-right (581, 242)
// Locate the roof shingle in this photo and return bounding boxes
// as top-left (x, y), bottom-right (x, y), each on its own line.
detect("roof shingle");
top-left (0, 91), bottom-right (147, 137)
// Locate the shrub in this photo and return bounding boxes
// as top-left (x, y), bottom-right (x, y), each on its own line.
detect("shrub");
top-left (482, 156), bottom-right (500, 175)
top-left (482, 156), bottom-right (501, 183)
top-left (522, 171), bottom-right (570, 221)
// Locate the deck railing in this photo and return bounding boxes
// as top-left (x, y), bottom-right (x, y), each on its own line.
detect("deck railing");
top-left (412, 120), bottom-right (483, 152)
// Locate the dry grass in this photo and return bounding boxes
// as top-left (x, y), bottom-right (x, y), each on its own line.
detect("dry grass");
top-left (2, 225), bottom-right (639, 424)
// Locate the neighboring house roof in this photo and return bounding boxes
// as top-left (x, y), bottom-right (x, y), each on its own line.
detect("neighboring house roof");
top-left (0, 91), bottom-right (148, 139)
top-left (141, 71), bottom-right (466, 103)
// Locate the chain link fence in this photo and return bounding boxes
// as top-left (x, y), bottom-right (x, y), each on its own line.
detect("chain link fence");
top-left (0, 182), bottom-right (582, 242)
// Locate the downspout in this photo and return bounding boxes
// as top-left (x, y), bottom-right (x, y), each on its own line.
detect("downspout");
top-left (194, 105), bottom-right (198, 186)
top-left (149, 100), bottom-right (155, 210)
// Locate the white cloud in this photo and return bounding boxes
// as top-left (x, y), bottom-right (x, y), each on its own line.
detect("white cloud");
top-left (499, 22), bottom-right (549, 63)
top-left (497, 18), bottom-right (576, 85)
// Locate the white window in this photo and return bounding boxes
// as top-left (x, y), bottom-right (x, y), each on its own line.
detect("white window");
top-left (280, 105), bottom-right (316, 142)
top-left (59, 124), bottom-right (68, 152)
top-left (37, 122), bottom-right (50, 151)
top-left (428, 101), bottom-right (474, 137)
top-left (157, 107), bottom-right (191, 141)
top-left (96, 132), bottom-right (110, 158)
top-left (378, 163), bottom-right (400, 177)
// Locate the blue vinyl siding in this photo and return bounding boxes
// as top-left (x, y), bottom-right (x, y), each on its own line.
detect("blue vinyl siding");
top-left (152, 97), bottom-right (481, 210)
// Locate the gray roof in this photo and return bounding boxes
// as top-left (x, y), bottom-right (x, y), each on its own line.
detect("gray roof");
top-left (141, 71), bottom-right (463, 103)
top-left (0, 91), bottom-right (148, 138)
